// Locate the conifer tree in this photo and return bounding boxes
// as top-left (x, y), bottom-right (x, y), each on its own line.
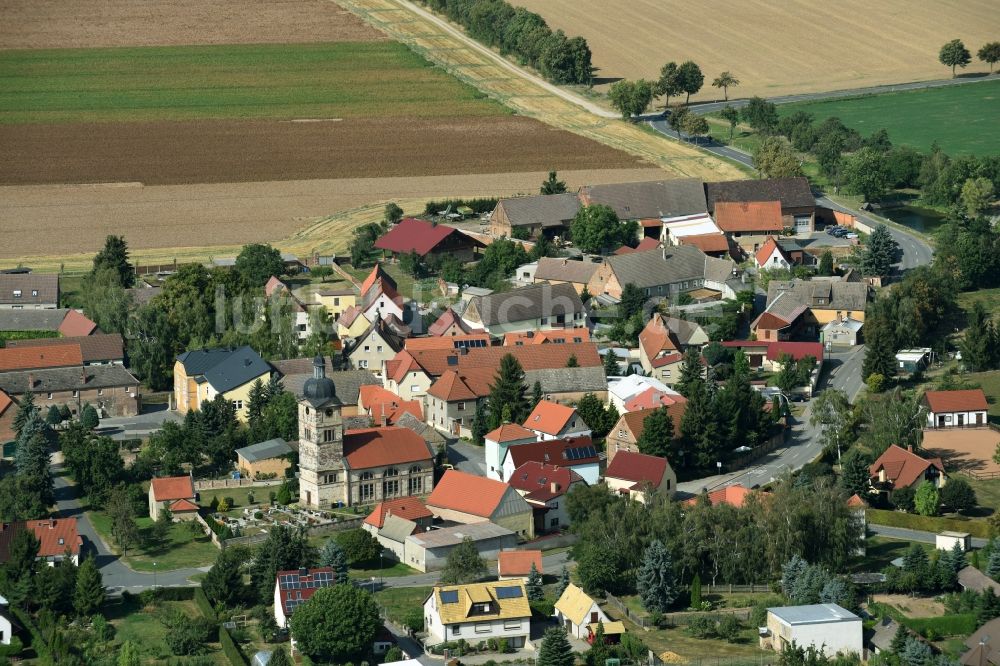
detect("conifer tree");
top-left (486, 354), bottom-right (530, 430)
top-left (638, 540), bottom-right (677, 613)
top-left (526, 563), bottom-right (544, 601)
top-left (74, 554), bottom-right (105, 617)
top-left (537, 626), bottom-right (575, 666)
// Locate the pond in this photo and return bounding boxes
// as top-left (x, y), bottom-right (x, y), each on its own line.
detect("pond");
top-left (880, 204), bottom-right (949, 234)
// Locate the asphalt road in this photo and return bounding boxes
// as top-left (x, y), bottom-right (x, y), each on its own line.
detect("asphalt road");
top-left (870, 524), bottom-right (988, 549)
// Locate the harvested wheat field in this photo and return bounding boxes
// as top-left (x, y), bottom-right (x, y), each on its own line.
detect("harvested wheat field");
top-left (515, 0), bottom-right (998, 99)
top-left (0, 168), bottom-right (666, 263)
top-left (0, 0), bottom-right (385, 49)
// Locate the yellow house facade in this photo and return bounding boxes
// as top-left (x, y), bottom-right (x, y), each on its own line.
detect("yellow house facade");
top-left (314, 288), bottom-right (357, 320)
top-left (173, 346), bottom-right (272, 422)
top-left (336, 307), bottom-right (371, 341)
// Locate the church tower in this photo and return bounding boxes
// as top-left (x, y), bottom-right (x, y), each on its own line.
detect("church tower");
top-left (297, 356), bottom-right (345, 509)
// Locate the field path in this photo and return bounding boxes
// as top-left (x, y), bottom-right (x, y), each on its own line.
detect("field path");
top-left (332, 0), bottom-right (745, 181)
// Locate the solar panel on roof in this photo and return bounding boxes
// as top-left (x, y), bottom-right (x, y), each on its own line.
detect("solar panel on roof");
top-left (440, 590), bottom-right (459, 604)
top-left (447, 356), bottom-right (458, 366)
top-left (495, 586), bottom-right (523, 599)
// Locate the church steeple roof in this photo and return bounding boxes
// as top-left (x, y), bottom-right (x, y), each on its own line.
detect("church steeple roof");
top-left (301, 355), bottom-right (340, 407)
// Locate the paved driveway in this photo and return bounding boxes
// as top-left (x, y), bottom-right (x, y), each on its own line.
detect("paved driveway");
top-left (447, 440), bottom-right (487, 476)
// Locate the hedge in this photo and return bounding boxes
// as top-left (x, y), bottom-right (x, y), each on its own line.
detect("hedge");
top-left (219, 626), bottom-right (248, 666)
top-left (194, 587), bottom-right (216, 621)
top-left (422, 198), bottom-right (498, 216)
top-left (867, 508), bottom-right (991, 538)
top-left (10, 606), bottom-right (49, 662)
top-left (156, 586), bottom-right (195, 601)
top-left (905, 614), bottom-right (977, 637)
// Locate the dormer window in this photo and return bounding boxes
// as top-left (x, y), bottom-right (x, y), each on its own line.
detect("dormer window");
top-left (12, 290), bottom-right (20, 298)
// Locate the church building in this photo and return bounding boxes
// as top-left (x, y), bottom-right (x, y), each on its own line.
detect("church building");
top-left (297, 356), bottom-right (435, 509)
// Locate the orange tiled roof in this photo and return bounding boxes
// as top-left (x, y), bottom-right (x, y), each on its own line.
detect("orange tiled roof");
top-left (605, 450), bottom-right (668, 486)
top-left (58, 310), bottom-right (98, 337)
top-left (619, 405), bottom-right (686, 439)
top-left (639, 317), bottom-right (680, 360)
top-left (923, 389), bottom-right (988, 413)
top-left (426, 469), bottom-right (510, 517)
top-left (623, 387), bottom-right (687, 412)
top-left (523, 400), bottom-right (578, 436)
top-left (169, 498), bottom-right (199, 513)
top-left (405, 333), bottom-right (492, 351)
top-left (679, 233), bottom-right (731, 253)
top-left (755, 236), bottom-right (791, 267)
top-left (684, 484), bottom-right (754, 508)
top-left (847, 494), bottom-right (867, 508)
top-left (26, 518), bottom-right (82, 558)
top-left (404, 342), bottom-right (601, 377)
top-left (503, 330), bottom-right (591, 346)
top-left (869, 444), bottom-right (945, 489)
top-left (343, 427), bottom-right (432, 469)
top-left (714, 200), bottom-right (784, 233)
top-left (426, 370), bottom-right (480, 401)
top-left (150, 476), bottom-right (195, 502)
top-left (0, 343), bottom-right (83, 372)
top-left (498, 550), bottom-right (543, 577)
top-left (364, 497), bottom-right (433, 528)
top-left (485, 423), bottom-right (537, 444)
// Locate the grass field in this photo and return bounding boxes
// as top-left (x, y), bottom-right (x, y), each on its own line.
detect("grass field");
top-left (89, 511), bottom-right (218, 571)
top-left (867, 508), bottom-right (991, 539)
top-left (513, 0), bottom-right (999, 100)
top-left (108, 596), bottom-right (226, 664)
top-left (777, 79), bottom-right (1000, 156)
top-left (375, 586), bottom-right (431, 627)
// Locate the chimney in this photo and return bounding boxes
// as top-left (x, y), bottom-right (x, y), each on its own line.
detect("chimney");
top-left (81, 367), bottom-right (87, 385)
top-left (907, 445), bottom-right (913, 452)
top-left (28, 373), bottom-right (35, 389)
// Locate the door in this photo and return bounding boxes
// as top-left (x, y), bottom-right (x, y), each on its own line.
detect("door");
top-left (977, 413), bottom-right (984, 425)
top-left (958, 414), bottom-right (966, 426)
top-left (590, 611), bottom-right (599, 624)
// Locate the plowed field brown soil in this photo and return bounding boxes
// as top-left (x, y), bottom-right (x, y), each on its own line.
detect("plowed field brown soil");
top-left (0, 117), bottom-right (646, 186)
top-left (0, 0), bottom-right (385, 49)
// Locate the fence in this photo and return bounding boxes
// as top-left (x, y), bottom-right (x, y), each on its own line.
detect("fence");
top-left (704, 584), bottom-right (772, 594)
top-left (605, 592), bottom-right (650, 629)
top-left (723, 429), bottom-right (787, 473)
top-left (606, 593), bottom-right (755, 630)
top-left (194, 478), bottom-right (284, 491)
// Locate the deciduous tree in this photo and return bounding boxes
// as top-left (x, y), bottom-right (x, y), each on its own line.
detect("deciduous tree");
top-left (440, 537), bottom-right (487, 584)
top-left (235, 243), bottom-right (284, 288)
top-left (914, 480), bottom-right (940, 516)
top-left (960, 176), bottom-right (995, 218)
top-left (753, 136), bottom-right (803, 179)
top-left (940, 477), bottom-right (977, 514)
top-left (288, 585), bottom-right (381, 664)
top-left (681, 113), bottom-right (710, 141)
top-left (720, 105), bottom-right (740, 140)
top-left (668, 106), bottom-right (690, 138)
top-left (570, 204), bottom-right (636, 253)
top-left (334, 528), bottom-right (381, 566)
top-left (843, 147), bottom-right (890, 202)
top-left (384, 202), bottom-right (404, 225)
top-left (676, 61), bottom-right (704, 105)
top-left (608, 79), bottom-right (653, 120)
top-left (939, 39), bottom-right (972, 77)
top-left (979, 42), bottom-right (1000, 73)
top-left (741, 96), bottom-right (778, 134)
top-left (654, 62), bottom-right (682, 108)
top-left (711, 71), bottom-right (740, 101)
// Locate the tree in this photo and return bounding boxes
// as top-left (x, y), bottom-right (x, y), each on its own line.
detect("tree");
top-left (91, 234), bottom-right (135, 288)
top-left (781, 554), bottom-right (809, 598)
top-left (843, 147), bottom-right (890, 202)
top-left (602, 349), bottom-right (620, 377)
top-left (384, 202), bottom-right (404, 225)
top-left (690, 573), bottom-right (702, 608)
top-left (486, 354), bottom-right (530, 430)
top-left (566, 354), bottom-right (579, 368)
top-left (267, 647), bottom-right (293, 666)
top-left (940, 477), bottom-right (977, 514)
top-left (674, 348), bottom-right (704, 398)
top-left (676, 61), bottom-right (704, 105)
top-left (711, 71), bottom-right (740, 101)
top-left (252, 524), bottom-right (315, 602)
top-left (537, 626), bottom-right (575, 666)
top-left (608, 79), bottom-right (653, 120)
top-left (914, 480), bottom-right (940, 516)
top-left (235, 243), bottom-right (284, 288)
top-left (576, 393), bottom-right (611, 438)
top-left (902, 637), bottom-right (932, 666)
top-left (107, 484), bottom-right (139, 555)
top-left (334, 528), bottom-right (381, 566)
top-left (636, 408), bottom-right (674, 458)
top-left (638, 540), bottom-right (677, 613)
top-left (399, 250), bottom-right (422, 277)
top-left (80, 404), bottom-right (100, 430)
top-left (961, 176), bottom-right (995, 217)
top-left (289, 585), bottom-right (381, 664)
top-left (668, 106), bottom-right (690, 138)
top-left (720, 105), bottom-right (740, 140)
top-left (654, 62), bottom-right (683, 108)
top-left (753, 136), bottom-right (803, 179)
top-left (861, 224), bottom-right (898, 277)
top-left (988, 549), bottom-right (1000, 581)
top-left (541, 170), bottom-right (567, 195)
top-left (203, 546), bottom-right (247, 607)
top-left (527, 562), bottom-right (544, 601)
top-left (962, 302), bottom-right (995, 372)
top-left (556, 566), bottom-right (570, 598)
top-left (741, 97), bottom-right (779, 134)
top-left (681, 114), bottom-right (710, 141)
top-left (775, 355), bottom-right (802, 393)
top-left (818, 251), bottom-right (834, 276)
top-left (45, 405), bottom-right (62, 426)
top-left (618, 282), bottom-right (646, 322)
top-left (571, 204), bottom-right (633, 254)
top-left (979, 42), bottom-right (1000, 73)
top-left (718, 614), bottom-right (742, 643)
top-left (939, 39), bottom-right (972, 77)
top-left (319, 539), bottom-right (350, 580)
top-left (839, 449), bottom-right (872, 497)
top-left (440, 537), bottom-right (487, 584)
top-left (118, 640), bottom-right (141, 666)
top-left (74, 554), bottom-right (105, 617)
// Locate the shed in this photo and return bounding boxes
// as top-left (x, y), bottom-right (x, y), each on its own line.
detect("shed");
top-left (937, 531), bottom-right (971, 552)
top-left (235, 438), bottom-right (293, 479)
top-left (403, 522), bottom-right (517, 573)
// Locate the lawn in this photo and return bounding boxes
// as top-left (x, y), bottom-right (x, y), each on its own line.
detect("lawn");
top-left (776, 79), bottom-right (1000, 157)
top-left (349, 561), bottom-right (420, 580)
top-left (197, 486), bottom-right (270, 514)
top-left (375, 586), bottom-right (431, 627)
top-left (89, 511), bottom-right (219, 571)
top-left (107, 596), bottom-right (227, 664)
top-left (967, 477), bottom-right (1000, 512)
top-left (850, 535), bottom-right (934, 573)
top-left (867, 508), bottom-right (991, 539)
top-left (958, 289), bottom-right (1000, 318)
top-left (0, 42), bottom-right (505, 124)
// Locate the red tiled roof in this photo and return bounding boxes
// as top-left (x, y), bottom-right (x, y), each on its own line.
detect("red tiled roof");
top-left (869, 444), bottom-right (945, 490)
top-left (498, 550), bottom-right (543, 576)
top-left (361, 264), bottom-right (397, 295)
top-left (923, 389), bottom-right (988, 413)
top-left (364, 497), bottom-right (433, 528)
top-left (26, 518), bottom-right (81, 558)
top-left (684, 484), bottom-right (754, 508)
top-left (427, 370), bottom-right (479, 401)
top-left (6, 333), bottom-right (125, 363)
top-left (360, 386), bottom-right (423, 424)
top-left (150, 476), bottom-right (195, 502)
top-left (503, 330), bottom-right (591, 346)
top-left (766, 341), bottom-right (823, 362)
top-left (386, 350), bottom-right (421, 384)
top-left (343, 427), bottom-right (432, 470)
top-left (485, 423), bottom-right (537, 444)
top-left (0, 343), bottom-right (83, 372)
top-left (640, 218), bottom-right (663, 228)
top-left (405, 333), bottom-right (492, 351)
top-left (720, 340), bottom-right (770, 349)
top-left (679, 233), bottom-right (731, 253)
top-left (427, 309), bottom-right (478, 337)
top-left (0, 389), bottom-right (12, 418)
top-left (755, 236), bottom-right (791, 267)
top-left (408, 342), bottom-right (601, 377)
top-left (523, 400), bottom-right (579, 436)
top-left (614, 245), bottom-right (636, 255)
top-left (649, 352), bottom-right (684, 369)
top-left (505, 436), bottom-right (598, 470)
top-left (169, 498), bottom-right (199, 513)
top-left (508, 461), bottom-right (581, 502)
top-left (624, 387), bottom-right (687, 412)
top-left (338, 305), bottom-right (364, 329)
top-left (714, 200), bottom-right (784, 233)
top-left (426, 469), bottom-right (510, 517)
top-left (639, 317), bottom-right (680, 360)
top-left (275, 567), bottom-right (337, 617)
top-left (847, 493), bottom-right (867, 508)
top-left (374, 218), bottom-right (463, 257)
top-left (605, 450), bottom-right (668, 486)
top-left (619, 404), bottom-right (686, 440)
top-left (750, 312), bottom-right (793, 331)
top-left (58, 310), bottom-right (98, 337)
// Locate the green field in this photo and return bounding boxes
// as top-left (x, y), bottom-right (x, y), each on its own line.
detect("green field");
top-left (778, 79), bottom-right (1000, 156)
top-left (0, 42), bottom-right (505, 124)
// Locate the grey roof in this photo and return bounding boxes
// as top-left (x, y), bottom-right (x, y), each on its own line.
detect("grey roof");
top-left (466, 283), bottom-right (584, 326)
top-left (395, 411), bottom-right (446, 448)
top-left (660, 316), bottom-right (706, 346)
top-left (0, 309), bottom-right (69, 331)
top-left (6, 333), bottom-right (125, 363)
top-left (581, 179), bottom-right (707, 220)
top-left (0, 273), bottom-right (59, 306)
top-left (236, 438), bottom-right (292, 463)
top-left (380, 514), bottom-right (419, 543)
top-left (0, 363), bottom-right (139, 395)
top-left (525, 366), bottom-right (608, 395)
top-left (534, 257), bottom-right (601, 285)
top-left (606, 245), bottom-right (734, 289)
top-left (822, 318), bottom-right (864, 333)
top-left (283, 368), bottom-right (379, 407)
top-left (705, 177), bottom-right (815, 212)
top-left (768, 603), bottom-right (860, 626)
top-left (406, 521), bottom-right (515, 549)
top-left (764, 291), bottom-right (809, 322)
top-left (958, 565), bottom-right (1000, 594)
top-left (497, 193), bottom-right (581, 228)
top-left (965, 617), bottom-right (1000, 655)
top-left (766, 279), bottom-right (869, 312)
top-left (869, 617), bottom-right (900, 651)
top-left (177, 346), bottom-right (271, 394)
top-left (126, 286), bottom-right (162, 307)
top-left (344, 415), bottom-right (375, 430)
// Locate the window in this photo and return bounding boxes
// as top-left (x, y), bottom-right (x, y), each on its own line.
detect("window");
top-left (98, 389), bottom-right (104, 396)
top-left (47, 393), bottom-right (53, 400)
top-left (377, 345), bottom-right (383, 353)
top-left (323, 429), bottom-right (336, 442)
top-left (657, 286), bottom-right (663, 294)
top-left (231, 399), bottom-right (242, 410)
top-left (334, 297), bottom-right (340, 306)
top-left (504, 620), bottom-right (522, 630)
top-left (31, 290), bottom-right (38, 297)
top-left (12, 290), bottom-right (20, 298)
top-left (475, 623), bottom-right (491, 634)
top-left (322, 473), bottom-right (339, 484)
top-left (359, 360), bottom-right (368, 368)
top-left (550, 517), bottom-right (560, 527)
top-left (452, 625), bottom-right (461, 636)
top-left (385, 467), bottom-right (399, 477)
top-left (410, 385), bottom-right (420, 393)
top-left (383, 479), bottom-right (400, 497)
top-left (457, 402), bottom-right (466, 411)
top-left (359, 483), bottom-right (375, 501)
top-left (72, 390), bottom-right (79, 398)
top-left (409, 476), bottom-right (423, 494)
top-left (618, 429), bottom-right (625, 437)
top-left (360, 471), bottom-right (375, 481)
top-left (364, 345), bottom-right (371, 352)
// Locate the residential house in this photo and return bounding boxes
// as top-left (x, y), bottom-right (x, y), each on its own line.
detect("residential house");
top-left (235, 438), bottom-right (293, 479)
top-left (683, 484), bottom-right (755, 508)
top-left (0, 343), bottom-right (84, 372)
top-left (503, 329), bottom-right (591, 346)
top-left (512, 261), bottom-right (538, 288)
top-left (962, 617), bottom-right (1000, 666)
top-left (604, 450), bottom-right (677, 502)
top-left (587, 245), bottom-right (737, 301)
top-left (705, 176), bottom-right (816, 235)
top-left (148, 476), bottom-right (198, 521)
top-left (173, 346), bottom-right (272, 421)
top-left (363, 497), bottom-right (434, 532)
top-left (501, 436), bottom-right (600, 485)
top-left (375, 218), bottom-right (484, 263)
top-left (461, 283), bottom-right (587, 336)
top-left (427, 308), bottom-right (482, 337)
top-left (821, 317), bottom-right (864, 347)
top-left (638, 315), bottom-right (707, 382)
top-left (404, 522), bottom-right (518, 573)
top-left (522, 400), bottom-right (590, 441)
top-left (27, 518), bottom-right (82, 565)
top-left (869, 617), bottom-right (901, 655)
top-left (0, 364), bottom-right (140, 418)
top-left (405, 334), bottom-right (492, 352)
top-left (498, 550), bottom-right (543, 581)
top-left (606, 406), bottom-right (686, 467)
top-left (273, 568), bottom-right (337, 629)
top-left (0, 309), bottom-right (97, 337)
top-left (720, 340), bottom-right (823, 372)
top-left (359, 385), bottom-right (422, 426)
top-left (490, 192), bottom-right (581, 239)
top-left (426, 470), bottom-right (534, 539)
top-left (755, 236), bottom-right (793, 270)
top-left (0, 598), bottom-right (12, 646)
top-left (264, 276), bottom-right (312, 341)
top-left (0, 273), bottom-right (59, 309)
top-left (423, 581), bottom-right (531, 647)
top-left (5, 333), bottom-right (125, 365)
top-left (507, 462), bottom-right (584, 533)
top-left (922, 389), bottom-right (989, 428)
top-left (869, 444), bottom-right (946, 500)
top-left (345, 318), bottom-right (407, 377)
top-left (554, 583), bottom-right (610, 639)
top-left (760, 604), bottom-right (862, 657)
top-left (313, 287), bottom-right (357, 321)
top-left (336, 305), bottom-right (371, 341)
top-left (0, 390), bottom-right (14, 445)
top-left (358, 264), bottom-right (405, 324)
top-left (607, 374), bottom-right (675, 413)
top-left (958, 565), bottom-right (1000, 595)
top-left (533, 257), bottom-right (601, 295)
top-left (383, 349), bottom-right (436, 402)
top-left (485, 423), bottom-right (538, 481)
top-left (754, 280), bottom-right (869, 342)
top-left (622, 386), bottom-right (688, 413)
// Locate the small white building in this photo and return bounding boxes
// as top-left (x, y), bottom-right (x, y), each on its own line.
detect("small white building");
top-left (761, 604), bottom-right (862, 658)
top-left (423, 581), bottom-right (531, 647)
top-left (484, 423), bottom-right (537, 481)
top-left (821, 318), bottom-right (864, 347)
top-left (936, 531), bottom-right (972, 552)
top-left (607, 375), bottom-right (673, 414)
top-left (554, 583), bottom-right (610, 639)
top-left (0, 595), bottom-right (13, 646)
top-left (922, 389), bottom-right (989, 429)
top-left (660, 213), bottom-right (722, 245)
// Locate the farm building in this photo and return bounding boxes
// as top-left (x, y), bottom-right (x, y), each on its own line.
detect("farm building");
top-left (705, 177), bottom-right (816, 238)
top-left (921, 389), bottom-right (989, 429)
top-left (587, 245), bottom-right (736, 302)
top-left (404, 522), bottom-right (517, 573)
top-left (374, 218), bottom-right (484, 263)
top-left (235, 438), bottom-right (293, 479)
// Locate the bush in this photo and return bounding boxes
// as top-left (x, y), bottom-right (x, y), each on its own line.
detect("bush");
top-left (905, 614), bottom-right (977, 637)
top-left (224, 496), bottom-right (235, 508)
top-left (529, 599), bottom-right (554, 618)
top-left (718, 614), bottom-right (742, 643)
top-left (219, 626), bottom-right (248, 666)
top-left (194, 587), bottom-right (216, 621)
top-left (497, 638), bottom-right (509, 654)
top-left (403, 608), bottom-right (424, 633)
top-left (686, 615), bottom-right (717, 638)
top-left (0, 636), bottom-right (24, 659)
